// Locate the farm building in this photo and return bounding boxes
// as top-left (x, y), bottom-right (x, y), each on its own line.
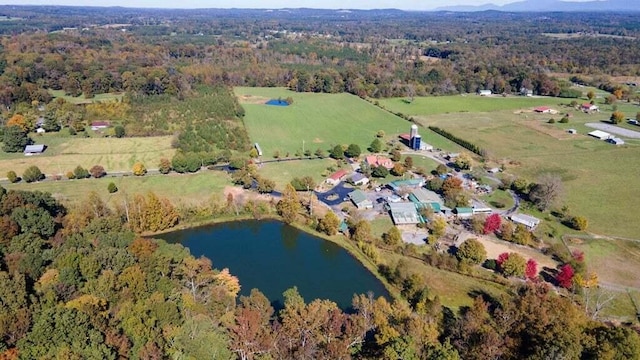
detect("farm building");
top-left (91, 121), bottom-right (111, 130)
top-left (388, 178), bottom-right (425, 193)
top-left (588, 130), bottom-right (612, 140)
top-left (607, 138), bottom-right (625, 145)
top-left (365, 155), bottom-right (394, 169)
top-left (478, 90), bottom-right (492, 96)
top-left (36, 128), bottom-right (46, 134)
top-left (520, 88), bottom-right (533, 97)
top-left (409, 188), bottom-right (442, 205)
top-left (388, 202), bottom-right (421, 225)
top-left (510, 213), bottom-right (541, 230)
top-left (351, 173), bottom-right (370, 186)
top-left (581, 103), bottom-right (599, 112)
top-left (326, 169), bottom-right (348, 185)
top-left (24, 144), bottom-right (45, 155)
top-left (349, 189), bottom-right (373, 209)
top-left (254, 143), bottom-right (263, 156)
top-left (455, 207), bottom-right (474, 218)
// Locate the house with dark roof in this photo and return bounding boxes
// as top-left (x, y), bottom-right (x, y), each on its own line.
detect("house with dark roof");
top-left (351, 173), bottom-right (369, 186)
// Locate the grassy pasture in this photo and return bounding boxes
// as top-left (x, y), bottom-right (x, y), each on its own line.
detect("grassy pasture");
top-left (378, 94), bottom-right (572, 116)
top-left (0, 134), bottom-right (175, 176)
top-left (235, 87), bottom-right (412, 158)
top-left (4, 171), bottom-right (230, 207)
top-left (48, 89), bottom-right (124, 104)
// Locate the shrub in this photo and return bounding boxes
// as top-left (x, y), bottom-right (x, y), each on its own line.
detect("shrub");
top-left (107, 182), bottom-right (118, 193)
top-left (570, 216), bottom-right (588, 231)
top-left (559, 116), bottom-right (569, 123)
top-left (547, 118), bottom-right (556, 124)
top-left (500, 253), bottom-right (526, 278)
top-left (66, 171), bottom-right (76, 180)
top-left (6, 171), bottom-right (18, 183)
top-left (556, 264), bottom-right (575, 289)
top-left (89, 165), bottom-right (106, 178)
top-left (610, 111), bottom-right (625, 124)
top-left (114, 125), bottom-right (125, 138)
top-left (457, 238), bottom-right (487, 265)
top-left (345, 144), bottom-right (361, 158)
top-left (132, 162), bottom-right (147, 176)
top-left (74, 166), bottom-right (90, 179)
top-left (158, 158), bottom-right (172, 174)
top-left (22, 165), bottom-right (44, 183)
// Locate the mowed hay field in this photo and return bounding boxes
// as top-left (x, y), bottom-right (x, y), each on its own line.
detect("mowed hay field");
top-left (0, 135), bottom-right (175, 176)
top-left (235, 87), bottom-right (410, 158)
top-left (385, 95), bottom-right (640, 239)
top-left (4, 171), bottom-right (231, 207)
top-left (378, 94), bottom-right (572, 116)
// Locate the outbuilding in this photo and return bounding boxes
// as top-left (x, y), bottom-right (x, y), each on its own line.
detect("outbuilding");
top-left (588, 130), bottom-right (611, 140)
top-left (510, 213), bottom-right (541, 230)
top-left (326, 169), bottom-right (348, 185)
top-left (478, 89), bottom-right (492, 96)
top-left (24, 144), bottom-right (45, 155)
top-left (455, 207), bottom-right (474, 218)
top-left (91, 121), bottom-right (111, 131)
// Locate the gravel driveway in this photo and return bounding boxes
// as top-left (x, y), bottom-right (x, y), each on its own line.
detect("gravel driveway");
top-left (585, 122), bottom-right (640, 139)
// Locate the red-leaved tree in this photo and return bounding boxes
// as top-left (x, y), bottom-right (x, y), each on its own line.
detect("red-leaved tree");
top-left (572, 250), bottom-right (585, 262)
top-left (496, 252), bottom-right (509, 268)
top-left (483, 214), bottom-right (502, 234)
top-left (525, 259), bottom-right (538, 280)
top-left (556, 264), bottom-right (575, 289)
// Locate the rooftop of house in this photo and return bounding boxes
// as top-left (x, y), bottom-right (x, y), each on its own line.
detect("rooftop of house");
top-left (349, 189), bottom-right (368, 204)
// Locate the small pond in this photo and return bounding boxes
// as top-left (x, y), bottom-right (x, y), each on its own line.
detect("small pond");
top-left (265, 99), bottom-right (289, 106)
top-left (161, 220), bottom-right (389, 309)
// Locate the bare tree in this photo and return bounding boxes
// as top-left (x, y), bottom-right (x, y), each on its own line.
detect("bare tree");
top-left (529, 174), bottom-right (563, 210)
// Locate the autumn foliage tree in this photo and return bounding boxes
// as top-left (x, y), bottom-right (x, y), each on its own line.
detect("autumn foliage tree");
top-left (276, 184), bottom-right (301, 224)
top-left (556, 264), bottom-right (575, 289)
top-left (525, 259), bottom-right (538, 280)
top-left (132, 162), bottom-right (147, 176)
top-left (483, 213), bottom-right (501, 234)
top-left (126, 192), bottom-right (180, 232)
top-left (89, 165), bottom-right (106, 178)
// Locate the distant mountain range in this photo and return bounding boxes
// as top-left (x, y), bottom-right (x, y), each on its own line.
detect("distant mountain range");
top-left (436, 0), bottom-right (640, 12)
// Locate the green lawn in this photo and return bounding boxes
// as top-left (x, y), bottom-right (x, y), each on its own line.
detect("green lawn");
top-left (0, 134), bottom-right (175, 176)
top-left (403, 154), bottom-right (440, 173)
top-left (235, 87), bottom-right (412, 159)
top-left (48, 89), bottom-right (124, 104)
top-left (4, 171), bottom-right (231, 207)
top-left (378, 95), bottom-right (574, 116)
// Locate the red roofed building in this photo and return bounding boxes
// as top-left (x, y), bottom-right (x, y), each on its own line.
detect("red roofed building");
top-left (365, 155), bottom-right (394, 169)
top-left (534, 106), bottom-right (557, 114)
top-left (399, 133), bottom-right (411, 142)
top-left (326, 169), bottom-right (348, 185)
top-left (91, 121), bottom-right (111, 130)
top-left (581, 103), bottom-right (599, 112)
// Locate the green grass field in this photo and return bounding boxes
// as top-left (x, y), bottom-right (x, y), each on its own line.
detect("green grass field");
top-left (4, 171), bottom-right (231, 206)
top-left (0, 134), bottom-right (175, 176)
top-left (235, 87), bottom-right (412, 158)
top-left (378, 94), bottom-right (574, 116)
top-left (257, 158), bottom-right (339, 191)
top-left (48, 89), bottom-right (124, 104)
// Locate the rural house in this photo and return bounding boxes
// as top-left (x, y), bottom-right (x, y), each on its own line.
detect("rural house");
top-left (351, 173), bottom-right (370, 186)
top-left (365, 155), bottom-right (394, 170)
top-left (348, 189), bottom-right (373, 209)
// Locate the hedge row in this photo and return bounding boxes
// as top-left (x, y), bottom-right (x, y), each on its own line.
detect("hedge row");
top-left (428, 126), bottom-right (486, 156)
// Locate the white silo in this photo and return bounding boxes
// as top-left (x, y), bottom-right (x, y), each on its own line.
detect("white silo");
top-left (410, 124), bottom-right (419, 139)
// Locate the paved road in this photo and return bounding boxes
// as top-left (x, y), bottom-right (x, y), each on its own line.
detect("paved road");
top-left (586, 122), bottom-right (640, 139)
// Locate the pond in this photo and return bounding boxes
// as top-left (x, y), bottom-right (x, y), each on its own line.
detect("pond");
top-left (161, 220), bottom-right (389, 310)
top-left (265, 99), bottom-right (289, 106)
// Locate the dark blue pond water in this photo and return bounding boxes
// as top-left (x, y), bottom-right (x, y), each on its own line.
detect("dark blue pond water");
top-left (161, 220), bottom-right (389, 310)
top-left (265, 99), bottom-right (289, 106)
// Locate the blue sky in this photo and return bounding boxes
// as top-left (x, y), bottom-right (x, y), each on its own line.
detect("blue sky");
top-left (0, 0), bottom-right (551, 10)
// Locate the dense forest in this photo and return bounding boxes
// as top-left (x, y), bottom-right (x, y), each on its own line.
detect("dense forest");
top-left (1, 186), bottom-right (639, 359)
